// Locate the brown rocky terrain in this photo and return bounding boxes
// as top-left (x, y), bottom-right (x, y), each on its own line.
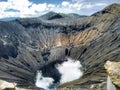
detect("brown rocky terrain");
top-left (105, 61), bottom-right (120, 90)
top-left (0, 3), bottom-right (120, 90)
top-left (58, 3), bottom-right (120, 90)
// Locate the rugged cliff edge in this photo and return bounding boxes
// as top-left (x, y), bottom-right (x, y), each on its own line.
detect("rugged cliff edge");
top-left (0, 3), bottom-right (120, 90)
top-left (105, 61), bottom-right (120, 90)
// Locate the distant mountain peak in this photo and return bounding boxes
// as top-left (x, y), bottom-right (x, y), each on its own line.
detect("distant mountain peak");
top-left (40, 11), bottom-right (63, 20)
top-left (40, 11), bottom-right (87, 20)
top-left (46, 11), bottom-right (57, 14)
top-left (0, 4), bottom-right (120, 90)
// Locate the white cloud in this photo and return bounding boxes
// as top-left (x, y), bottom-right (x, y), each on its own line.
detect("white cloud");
top-left (61, 1), bottom-right (70, 7)
top-left (0, 0), bottom-right (49, 18)
top-left (30, 3), bottom-right (47, 12)
top-left (8, 0), bottom-right (32, 10)
top-left (82, 3), bottom-right (107, 9)
top-left (48, 4), bottom-right (55, 8)
top-left (57, 1), bottom-right (107, 14)
top-left (0, 0), bottom-right (109, 19)
top-left (56, 58), bottom-right (83, 84)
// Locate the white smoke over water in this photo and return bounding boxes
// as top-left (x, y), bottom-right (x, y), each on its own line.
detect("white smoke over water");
top-left (35, 58), bottom-right (83, 90)
top-left (56, 58), bottom-right (83, 84)
top-left (35, 71), bottom-right (54, 90)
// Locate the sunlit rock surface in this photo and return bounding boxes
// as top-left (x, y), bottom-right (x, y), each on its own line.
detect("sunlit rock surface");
top-left (0, 80), bottom-right (30, 90)
top-left (0, 3), bottom-right (120, 90)
top-left (0, 80), bottom-right (15, 90)
top-left (105, 61), bottom-right (120, 88)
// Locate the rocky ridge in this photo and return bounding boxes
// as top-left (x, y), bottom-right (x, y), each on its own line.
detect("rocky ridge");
top-left (0, 3), bottom-right (120, 90)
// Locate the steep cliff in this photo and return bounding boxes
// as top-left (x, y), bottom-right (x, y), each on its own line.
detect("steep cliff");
top-left (0, 3), bottom-right (120, 90)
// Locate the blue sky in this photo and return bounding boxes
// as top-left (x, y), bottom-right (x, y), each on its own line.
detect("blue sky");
top-left (0, 0), bottom-right (120, 19)
top-left (29, 0), bottom-right (69, 4)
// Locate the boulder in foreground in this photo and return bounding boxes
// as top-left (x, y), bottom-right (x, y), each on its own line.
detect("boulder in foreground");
top-left (105, 61), bottom-right (120, 89)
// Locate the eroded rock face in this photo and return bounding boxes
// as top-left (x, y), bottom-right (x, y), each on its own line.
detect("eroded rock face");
top-left (0, 3), bottom-right (120, 90)
top-left (105, 61), bottom-right (120, 88)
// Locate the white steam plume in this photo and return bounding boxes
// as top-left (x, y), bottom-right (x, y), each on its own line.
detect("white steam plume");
top-left (56, 58), bottom-right (83, 84)
top-left (35, 58), bottom-right (83, 90)
top-left (35, 71), bottom-right (54, 90)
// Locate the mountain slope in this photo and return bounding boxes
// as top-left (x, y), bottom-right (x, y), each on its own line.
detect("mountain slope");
top-left (40, 11), bottom-right (63, 20)
top-left (40, 11), bottom-right (87, 20)
top-left (0, 3), bottom-right (120, 90)
top-left (58, 3), bottom-right (120, 89)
